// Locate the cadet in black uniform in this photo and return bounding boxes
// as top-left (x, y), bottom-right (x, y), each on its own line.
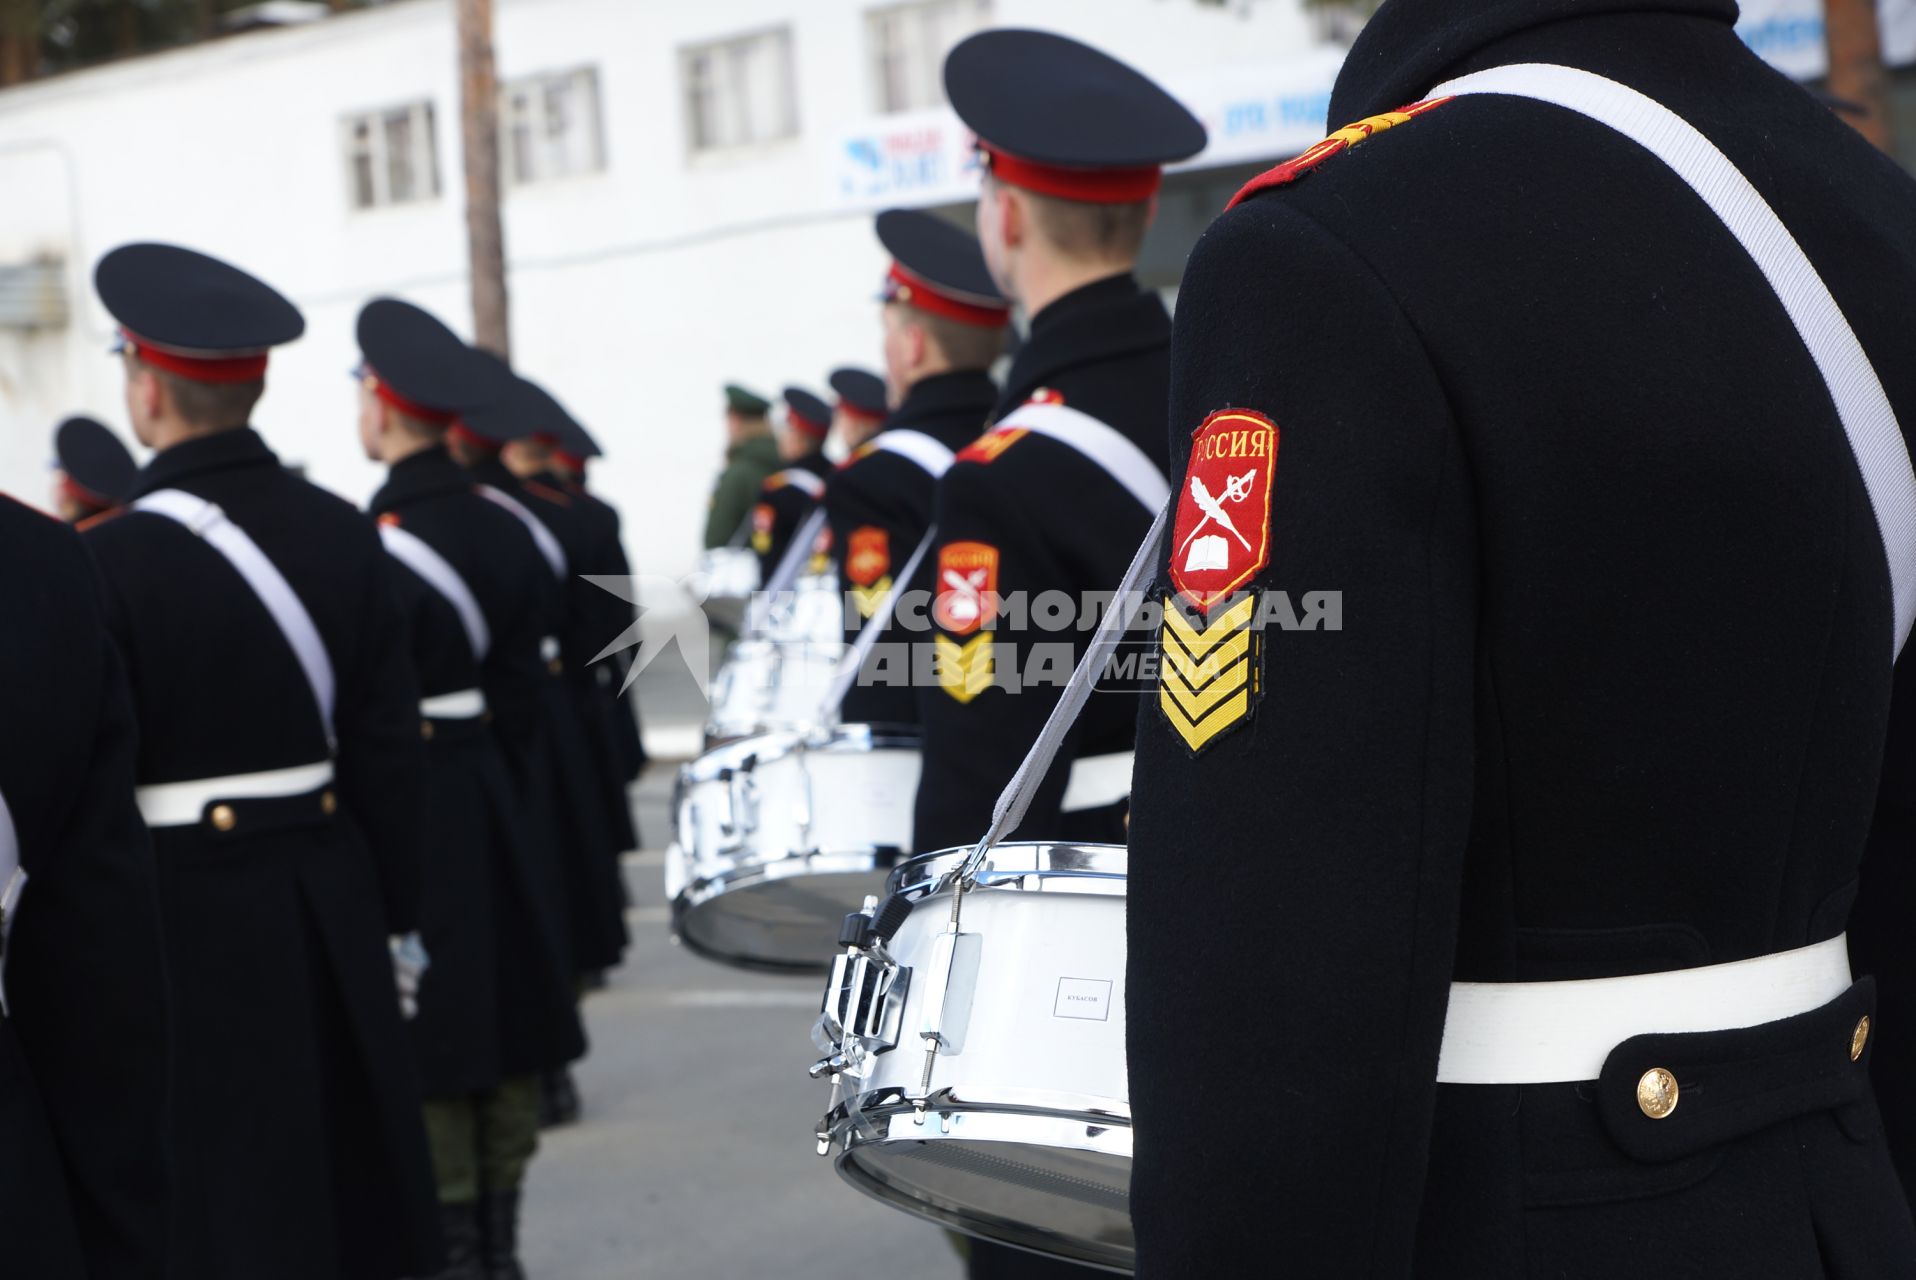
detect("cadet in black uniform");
top-left (357, 300), bottom-right (588, 1280)
top-left (830, 365), bottom-right (890, 449)
top-left (492, 382), bottom-right (642, 872)
top-left (543, 422), bottom-right (649, 785)
top-left (746, 387), bottom-right (835, 573)
top-left (0, 498), bottom-right (169, 1279)
top-left (913, 31), bottom-right (1204, 861)
top-left (453, 374), bottom-right (629, 1126)
top-left (915, 32), bottom-right (1205, 1280)
top-left (825, 209), bottom-right (1007, 728)
top-left (50, 415), bottom-right (136, 525)
top-left (1126, 2), bottom-right (1916, 1275)
top-left (82, 243), bottom-right (442, 1280)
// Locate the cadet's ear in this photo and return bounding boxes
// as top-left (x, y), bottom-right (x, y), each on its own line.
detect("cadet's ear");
top-left (999, 183), bottom-right (1026, 251)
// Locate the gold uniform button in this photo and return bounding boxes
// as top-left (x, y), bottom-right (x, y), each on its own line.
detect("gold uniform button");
top-left (320, 790), bottom-right (338, 816)
top-left (421, 720), bottom-right (436, 741)
top-left (209, 804), bottom-right (238, 833)
top-left (1637, 1067), bottom-right (1680, 1120)
top-left (1852, 1015), bottom-right (1871, 1062)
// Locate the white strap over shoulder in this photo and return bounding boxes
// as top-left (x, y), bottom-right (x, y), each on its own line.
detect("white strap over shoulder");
top-left (135, 489), bottom-right (338, 742)
top-left (0, 786), bottom-right (19, 1017)
top-left (477, 484), bottom-right (568, 581)
top-left (1431, 63), bottom-right (1916, 661)
top-left (772, 467), bottom-right (827, 498)
top-left (993, 401), bottom-right (1172, 513)
top-left (875, 430), bottom-right (958, 480)
top-left (380, 524), bottom-right (493, 664)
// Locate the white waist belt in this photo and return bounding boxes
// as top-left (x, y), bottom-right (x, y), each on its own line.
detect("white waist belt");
top-left (1061, 750), bottom-right (1135, 813)
top-left (421, 688), bottom-right (487, 720)
top-left (1436, 934), bottom-right (1852, 1084)
top-left (136, 761), bottom-right (336, 829)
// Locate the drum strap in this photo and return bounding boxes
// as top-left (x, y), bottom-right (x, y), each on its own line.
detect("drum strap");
top-left (814, 525), bottom-right (941, 725)
top-left (957, 500), bottom-right (1171, 878)
top-left (380, 524), bottom-right (493, 664)
top-left (874, 430), bottom-right (957, 479)
top-left (135, 489), bottom-right (337, 746)
top-left (993, 402), bottom-right (1171, 513)
top-left (747, 506), bottom-right (831, 635)
top-left (771, 467), bottom-right (828, 498)
top-left (0, 786), bottom-right (20, 1017)
top-left (1432, 63), bottom-right (1916, 661)
top-left (478, 484), bottom-right (569, 581)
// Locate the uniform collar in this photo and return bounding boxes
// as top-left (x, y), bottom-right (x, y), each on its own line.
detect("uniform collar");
top-left (465, 455), bottom-right (520, 492)
top-left (885, 369), bottom-right (1000, 445)
top-left (728, 434), bottom-right (781, 465)
top-left (369, 444), bottom-right (473, 515)
top-left (1331, 0), bottom-right (1738, 123)
top-left (130, 425), bottom-right (279, 499)
top-left (1001, 272), bottom-right (1169, 411)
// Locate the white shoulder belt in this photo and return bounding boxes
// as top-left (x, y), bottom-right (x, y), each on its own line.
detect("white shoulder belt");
top-left (1433, 62), bottom-right (1916, 661)
top-left (774, 467), bottom-right (827, 498)
top-left (875, 430), bottom-right (958, 479)
top-left (135, 489), bottom-right (337, 743)
top-left (380, 524), bottom-right (493, 663)
top-left (478, 484), bottom-right (568, 581)
top-left (0, 786), bottom-right (21, 1016)
top-left (992, 401), bottom-right (1171, 513)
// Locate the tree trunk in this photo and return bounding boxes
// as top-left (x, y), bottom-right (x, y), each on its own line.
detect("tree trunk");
top-left (1825, 0), bottom-right (1896, 154)
top-left (456, 0), bottom-right (510, 359)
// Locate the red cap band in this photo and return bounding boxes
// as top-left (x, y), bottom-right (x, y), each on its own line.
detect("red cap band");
top-left (884, 263), bottom-right (1011, 328)
top-left (553, 449), bottom-right (586, 471)
top-left (367, 367), bottom-right (459, 426)
top-left (837, 400), bottom-right (886, 424)
top-left (123, 329), bottom-right (268, 384)
top-left (60, 474), bottom-right (113, 511)
top-left (447, 422), bottom-right (500, 454)
top-left (789, 410), bottom-right (831, 439)
top-left (981, 143), bottom-right (1161, 204)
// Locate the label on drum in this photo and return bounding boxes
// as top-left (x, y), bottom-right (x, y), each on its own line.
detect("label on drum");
top-left (1054, 977), bottom-right (1113, 1022)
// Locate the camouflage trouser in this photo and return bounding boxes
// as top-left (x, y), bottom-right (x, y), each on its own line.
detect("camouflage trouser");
top-left (423, 1075), bottom-right (542, 1203)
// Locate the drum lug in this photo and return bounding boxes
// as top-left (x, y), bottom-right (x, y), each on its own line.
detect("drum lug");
top-left (813, 898), bottom-right (911, 1081)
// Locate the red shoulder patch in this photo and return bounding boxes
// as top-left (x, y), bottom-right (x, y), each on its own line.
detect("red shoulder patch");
top-left (846, 526), bottom-right (891, 587)
top-left (956, 427), bottom-right (1028, 465)
top-left (376, 512), bottom-right (402, 528)
top-left (1226, 97), bottom-right (1451, 211)
top-left (74, 505), bottom-right (128, 533)
top-left (523, 479), bottom-right (573, 506)
top-left (837, 442), bottom-right (881, 471)
top-left (933, 541), bottom-right (1000, 637)
top-left (1170, 409), bottom-right (1278, 613)
top-left (1028, 388), bottom-right (1065, 406)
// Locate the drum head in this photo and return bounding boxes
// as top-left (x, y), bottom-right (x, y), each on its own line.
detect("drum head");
top-left (676, 865), bottom-right (894, 971)
top-left (838, 1124), bottom-right (1132, 1272)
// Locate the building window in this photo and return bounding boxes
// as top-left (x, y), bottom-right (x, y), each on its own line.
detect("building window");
top-left (342, 101), bottom-right (441, 210)
top-left (503, 66), bottom-right (606, 186)
top-left (681, 27), bottom-right (799, 154)
top-left (866, 0), bottom-right (991, 114)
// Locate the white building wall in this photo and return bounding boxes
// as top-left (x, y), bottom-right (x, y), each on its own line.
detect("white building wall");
top-left (0, 0), bottom-right (1874, 581)
top-left (0, 0), bottom-right (1326, 575)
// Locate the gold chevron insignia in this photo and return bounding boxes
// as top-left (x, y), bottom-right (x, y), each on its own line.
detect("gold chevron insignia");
top-left (1158, 594), bottom-right (1259, 753)
top-left (935, 632), bottom-right (996, 705)
top-left (852, 576), bottom-right (894, 620)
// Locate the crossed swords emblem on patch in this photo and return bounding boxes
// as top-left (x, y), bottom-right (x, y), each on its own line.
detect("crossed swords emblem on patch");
top-left (1177, 469), bottom-right (1258, 571)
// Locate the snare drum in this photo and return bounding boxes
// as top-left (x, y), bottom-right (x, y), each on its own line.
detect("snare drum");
top-left (704, 638), bottom-right (844, 745)
top-left (692, 546), bottom-right (761, 632)
top-left (811, 842), bottom-right (1132, 1272)
top-left (666, 725), bottom-right (922, 969)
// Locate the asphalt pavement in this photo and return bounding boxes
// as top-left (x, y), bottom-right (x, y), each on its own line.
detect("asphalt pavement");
top-left (519, 661), bottom-right (963, 1279)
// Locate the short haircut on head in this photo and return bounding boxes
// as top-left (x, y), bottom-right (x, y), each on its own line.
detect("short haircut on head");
top-left (153, 365), bottom-right (266, 430)
top-left (911, 307), bottom-right (1009, 371)
top-left (1023, 189), bottom-right (1153, 264)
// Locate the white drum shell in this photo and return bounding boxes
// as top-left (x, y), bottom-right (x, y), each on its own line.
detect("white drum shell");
top-left (821, 844), bottom-right (1134, 1271)
top-left (667, 727), bottom-right (921, 969)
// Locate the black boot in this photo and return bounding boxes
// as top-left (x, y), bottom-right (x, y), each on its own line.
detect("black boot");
top-left (428, 1200), bottom-right (485, 1280)
top-left (482, 1187), bottom-right (529, 1280)
top-left (538, 1068), bottom-right (580, 1128)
